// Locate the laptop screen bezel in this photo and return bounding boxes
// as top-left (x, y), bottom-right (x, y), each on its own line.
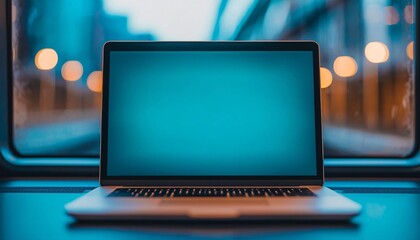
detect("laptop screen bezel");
top-left (100, 41), bottom-right (324, 186)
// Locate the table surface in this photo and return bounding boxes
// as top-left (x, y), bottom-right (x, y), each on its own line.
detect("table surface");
top-left (1, 179), bottom-right (420, 240)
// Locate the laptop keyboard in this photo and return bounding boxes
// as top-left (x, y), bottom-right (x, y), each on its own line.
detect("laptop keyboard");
top-left (108, 187), bottom-right (315, 198)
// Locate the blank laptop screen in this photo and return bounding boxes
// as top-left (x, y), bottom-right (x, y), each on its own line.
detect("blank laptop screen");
top-left (107, 50), bottom-right (317, 176)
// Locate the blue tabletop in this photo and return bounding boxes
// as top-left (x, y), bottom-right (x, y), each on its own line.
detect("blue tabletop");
top-left (0, 180), bottom-right (419, 240)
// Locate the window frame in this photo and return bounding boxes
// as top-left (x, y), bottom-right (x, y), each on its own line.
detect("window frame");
top-left (0, 0), bottom-right (419, 178)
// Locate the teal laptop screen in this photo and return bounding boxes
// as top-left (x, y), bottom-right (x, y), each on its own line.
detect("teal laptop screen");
top-left (107, 51), bottom-right (317, 176)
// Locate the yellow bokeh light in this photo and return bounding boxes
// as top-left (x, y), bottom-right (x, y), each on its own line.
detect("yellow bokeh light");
top-left (365, 42), bottom-right (389, 64)
top-left (87, 71), bottom-right (103, 93)
top-left (320, 67), bottom-right (333, 89)
top-left (34, 48), bottom-right (58, 70)
top-left (407, 41), bottom-right (414, 60)
top-left (61, 61), bottom-right (83, 81)
top-left (333, 56), bottom-right (358, 78)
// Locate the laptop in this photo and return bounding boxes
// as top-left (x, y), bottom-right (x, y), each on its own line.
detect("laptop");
top-left (65, 41), bottom-right (361, 220)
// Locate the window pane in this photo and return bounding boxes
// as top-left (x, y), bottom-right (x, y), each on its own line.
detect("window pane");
top-left (11, 0), bottom-right (415, 158)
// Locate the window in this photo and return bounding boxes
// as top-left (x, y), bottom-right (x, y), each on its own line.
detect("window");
top-left (5, 0), bottom-right (417, 164)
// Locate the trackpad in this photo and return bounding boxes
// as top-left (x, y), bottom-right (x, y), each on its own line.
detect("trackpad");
top-left (160, 199), bottom-right (268, 206)
top-left (161, 199), bottom-right (268, 219)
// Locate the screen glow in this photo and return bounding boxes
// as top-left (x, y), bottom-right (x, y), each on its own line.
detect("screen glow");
top-left (106, 50), bottom-right (318, 176)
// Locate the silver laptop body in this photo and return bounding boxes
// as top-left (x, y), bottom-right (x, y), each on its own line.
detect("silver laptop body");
top-left (65, 41), bottom-right (361, 220)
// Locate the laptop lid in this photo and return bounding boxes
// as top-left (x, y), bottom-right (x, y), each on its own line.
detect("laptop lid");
top-left (100, 41), bottom-right (323, 186)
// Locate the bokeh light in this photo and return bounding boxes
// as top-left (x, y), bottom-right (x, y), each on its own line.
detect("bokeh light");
top-left (385, 6), bottom-right (399, 25)
top-left (407, 41), bottom-right (414, 60)
top-left (34, 48), bottom-right (58, 70)
top-left (320, 67), bottom-right (333, 89)
top-left (333, 56), bottom-right (358, 78)
top-left (404, 5), bottom-right (414, 24)
top-left (87, 71), bottom-right (103, 93)
top-left (61, 61), bottom-right (83, 81)
top-left (365, 42), bottom-right (389, 64)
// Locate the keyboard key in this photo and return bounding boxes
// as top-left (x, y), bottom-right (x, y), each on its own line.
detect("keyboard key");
top-left (108, 187), bottom-right (315, 198)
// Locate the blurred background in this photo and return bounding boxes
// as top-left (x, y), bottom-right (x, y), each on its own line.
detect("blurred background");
top-left (10, 0), bottom-right (416, 158)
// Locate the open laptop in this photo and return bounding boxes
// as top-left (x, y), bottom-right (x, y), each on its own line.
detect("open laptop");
top-left (65, 41), bottom-right (361, 220)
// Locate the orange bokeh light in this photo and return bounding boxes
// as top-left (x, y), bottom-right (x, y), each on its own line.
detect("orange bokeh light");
top-left (61, 61), bottom-right (83, 81)
top-left (320, 67), bottom-right (333, 89)
top-left (407, 41), bottom-right (414, 60)
top-left (365, 42), bottom-right (389, 64)
top-left (34, 48), bottom-right (58, 70)
top-left (87, 71), bottom-right (103, 93)
top-left (333, 56), bottom-right (358, 78)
